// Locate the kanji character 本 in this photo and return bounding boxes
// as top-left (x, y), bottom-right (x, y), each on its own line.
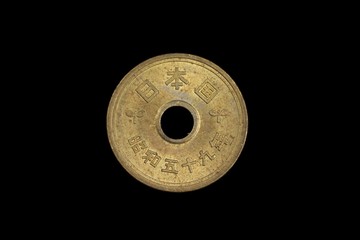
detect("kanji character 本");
top-left (165, 67), bottom-right (189, 90)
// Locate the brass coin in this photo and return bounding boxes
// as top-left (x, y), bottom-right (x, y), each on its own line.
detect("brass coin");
top-left (107, 53), bottom-right (248, 192)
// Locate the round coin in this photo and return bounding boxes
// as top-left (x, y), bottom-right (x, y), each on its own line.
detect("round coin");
top-left (107, 53), bottom-right (248, 192)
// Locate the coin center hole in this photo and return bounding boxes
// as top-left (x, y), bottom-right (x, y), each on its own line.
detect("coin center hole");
top-left (161, 106), bottom-right (194, 140)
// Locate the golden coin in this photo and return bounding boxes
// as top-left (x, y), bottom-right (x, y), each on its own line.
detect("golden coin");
top-left (107, 53), bottom-right (248, 192)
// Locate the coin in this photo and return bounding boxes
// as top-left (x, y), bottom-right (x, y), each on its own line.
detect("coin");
top-left (107, 53), bottom-right (248, 192)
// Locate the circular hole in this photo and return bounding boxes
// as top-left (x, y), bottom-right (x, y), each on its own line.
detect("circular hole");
top-left (161, 106), bottom-right (194, 140)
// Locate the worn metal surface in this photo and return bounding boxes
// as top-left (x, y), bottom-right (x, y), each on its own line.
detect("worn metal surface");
top-left (107, 53), bottom-right (248, 192)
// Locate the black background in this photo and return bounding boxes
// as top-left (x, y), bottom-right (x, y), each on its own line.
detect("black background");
top-left (11, 8), bottom-right (330, 233)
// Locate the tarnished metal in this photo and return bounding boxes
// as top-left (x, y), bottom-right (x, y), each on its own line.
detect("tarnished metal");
top-left (107, 53), bottom-right (248, 192)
